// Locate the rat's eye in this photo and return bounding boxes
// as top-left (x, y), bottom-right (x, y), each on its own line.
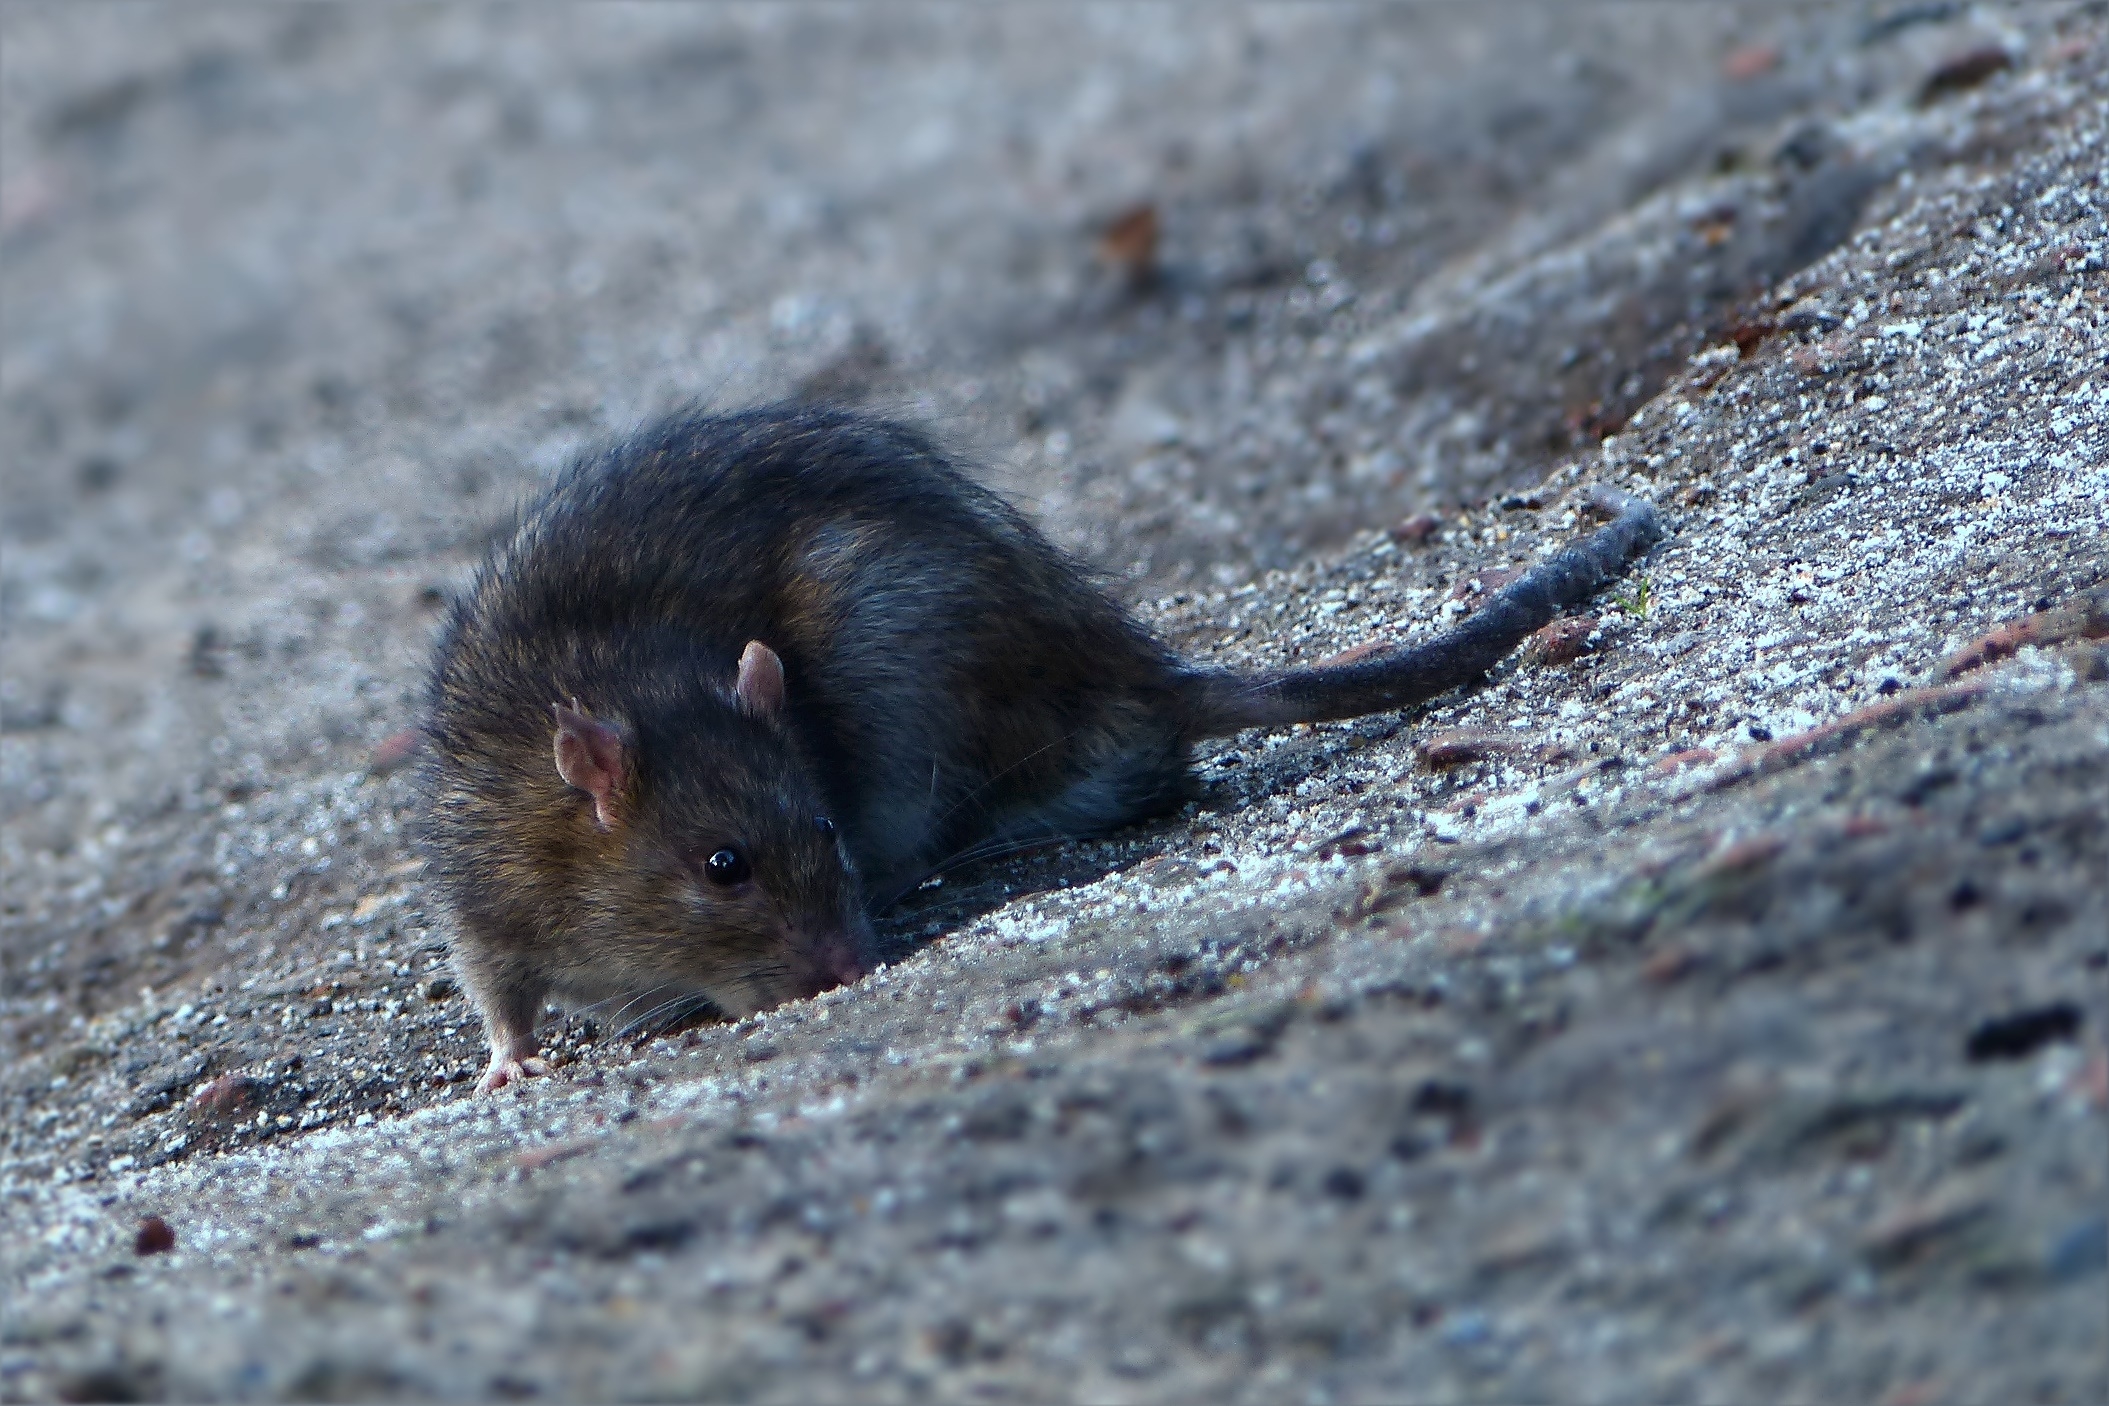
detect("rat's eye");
top-left (814, 816), bottom-right (836, 839)
top-left (702, 847), bottom-right (751, 885)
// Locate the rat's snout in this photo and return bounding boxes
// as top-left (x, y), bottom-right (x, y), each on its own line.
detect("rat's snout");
top-left (818, 938), bottom-right (874, 989)
top-left (790, 920), bottom-right (876, 998)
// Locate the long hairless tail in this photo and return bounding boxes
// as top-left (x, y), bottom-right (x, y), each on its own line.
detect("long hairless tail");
top-left (1181, 486), bottom-right (1662, 738)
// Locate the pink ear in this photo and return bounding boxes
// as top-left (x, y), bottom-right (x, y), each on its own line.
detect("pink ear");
top-left (734, 641), bottom-right (786, 718)
top-left (552, 701), bottom-right (627, 831)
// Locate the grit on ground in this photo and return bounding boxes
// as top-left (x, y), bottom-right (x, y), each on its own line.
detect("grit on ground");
top-left (2, 7), bottom-right (2104, 1401)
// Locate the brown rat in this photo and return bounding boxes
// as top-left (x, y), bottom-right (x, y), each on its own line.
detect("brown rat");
top-left (420, 404), bottom-right (1659, 1091)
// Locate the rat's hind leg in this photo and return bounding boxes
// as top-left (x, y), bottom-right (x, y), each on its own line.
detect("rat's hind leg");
top-left (979, 723), bottom-right (1192, 859)
top-left (1020, 753), bottom-right (1188, 838)
top-left (865, 719), bottom-right (1191, 907)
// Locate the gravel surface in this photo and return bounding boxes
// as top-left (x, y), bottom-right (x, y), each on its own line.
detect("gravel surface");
top-left (3, 5), bottom-right (2104, 1402)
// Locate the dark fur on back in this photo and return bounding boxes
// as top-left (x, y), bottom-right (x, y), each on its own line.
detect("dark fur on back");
top-left (468, 405), bottom-right (1196, 893)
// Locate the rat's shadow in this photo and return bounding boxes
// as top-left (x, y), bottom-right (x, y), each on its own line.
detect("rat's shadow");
top-left (870, 833), bottom-right (1159, 963)
top-left (871, 714), bottom-right (1408, 962)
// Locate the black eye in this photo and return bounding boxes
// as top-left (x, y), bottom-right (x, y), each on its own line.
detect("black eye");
top-left (814, 816), bottom-right (836, 838)
top-left (703, 848), bottom-right (750, 885)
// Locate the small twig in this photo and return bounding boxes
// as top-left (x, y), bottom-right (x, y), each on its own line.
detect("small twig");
top-left (1704, 679), bottom-right (1990, 794)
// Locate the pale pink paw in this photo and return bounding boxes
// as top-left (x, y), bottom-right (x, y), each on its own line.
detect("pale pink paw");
top-left (476, 1054), bottom-right (550, 1094)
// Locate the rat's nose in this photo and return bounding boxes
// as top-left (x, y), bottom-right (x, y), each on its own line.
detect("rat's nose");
top-left (793, 923), bottom-right (876, 997)
top-left (823, 946), bottom-right (872, 988)
top-left (816, 933), bottom-right (874, 988)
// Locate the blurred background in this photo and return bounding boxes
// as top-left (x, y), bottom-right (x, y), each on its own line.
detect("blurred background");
top-left (6, 13), bottom-right (2103, 1401)
top-left (0, 0), bottom-right (2039, 893)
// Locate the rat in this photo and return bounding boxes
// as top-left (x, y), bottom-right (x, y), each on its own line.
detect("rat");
top-left (419, 404), bottom-right (1660, 1091)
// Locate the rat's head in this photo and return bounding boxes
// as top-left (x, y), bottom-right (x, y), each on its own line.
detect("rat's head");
top-left (551, 641), bottom-right (875, 1018)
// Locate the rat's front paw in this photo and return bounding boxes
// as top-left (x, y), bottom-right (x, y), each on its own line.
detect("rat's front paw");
top-left (476, 1053), bottom-right (550, 1093)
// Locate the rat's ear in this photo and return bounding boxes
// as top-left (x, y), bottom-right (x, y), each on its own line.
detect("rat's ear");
top-left (552, 700), bottom-right (627, 831)
top-left (734, 641), bottom-right (785, 719)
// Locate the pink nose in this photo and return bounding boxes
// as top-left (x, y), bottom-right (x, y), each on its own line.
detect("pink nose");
top-left (816, 938), bottom-right (873, 989)
top-left (794, 931), bottom-right (875, 997)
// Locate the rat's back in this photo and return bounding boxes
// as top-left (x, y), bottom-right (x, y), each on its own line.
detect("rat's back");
top-left (435, 406), bottom-right (1193, 904)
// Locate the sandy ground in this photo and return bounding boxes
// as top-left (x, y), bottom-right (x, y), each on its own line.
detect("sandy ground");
top-left (2, 4), bottom-right (2104, 1402)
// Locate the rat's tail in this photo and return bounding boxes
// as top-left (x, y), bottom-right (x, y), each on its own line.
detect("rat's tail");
top-left (1180, 487), bottom-right (1661, 739)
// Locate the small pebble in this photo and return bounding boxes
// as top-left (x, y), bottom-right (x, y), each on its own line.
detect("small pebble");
top-left (1390, 513), bottom-right (1441, 545)
top-left (1919, 46), bottom-right (2012, 104)
top-left (2045, 1216), bottom-right (2107, 1283)
top-left (187, 1074), bottom-right (262, 1122)
top-left (1439, 1309), bottom-right (1491, 1347)
top-left (1417, 729), bottom-right (1526, 768)
top-left (1523, 615), bottom-right (1596, 666)
top-left (134, 1216), bottom-right (176, 1257)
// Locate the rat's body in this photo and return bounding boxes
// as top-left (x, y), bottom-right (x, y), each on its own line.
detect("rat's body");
top-left (421, 405), bottom-right (1659, 1090)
